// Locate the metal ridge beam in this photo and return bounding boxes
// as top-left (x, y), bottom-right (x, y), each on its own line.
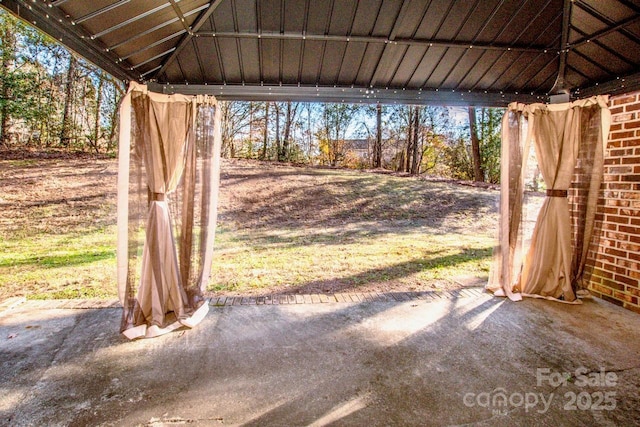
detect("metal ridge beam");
top-left (0, 0), bottom-right (137, 82)
top-left (147, 83), bottom-right (544, 107)
top-left (194, 31), bottom-right (554, 54)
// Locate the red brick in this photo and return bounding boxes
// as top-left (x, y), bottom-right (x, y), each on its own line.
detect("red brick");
top-left (619, 242), bottom-right (640, 252)
top-left (611, 131), bottom-right (636, 140)
top-left (591, 283), bottom-right (613, 296)
top-left (621, 156), bottom-right (640, 164)
top-left (625, 120), bottom-right (640, 129)
top-left (609, 148), bottom-right (630, 157)
top-left (619, 225), bottom-right (640, 234)
top-left (616, 274), bottom-right (638, 286)
top-left (592, 268), bottom-right (614, 280)
top-left (627, 102), bottom-right (640, 112)
top-left (598, 254), bottom-right (617, 264)
top-left (610, 106), bottom-right (625, 114)
top-left (613, 95), bottom-right (637, 105)
top-left (605, 246), bottom-right (628, 258)
top-left (606, 215), bottom-right (629, 225)
top-left (620, 208), bottom-right (640, 216)
top-left (607, 231), bottom-right (629, 241)
top-left (605, 199), bottom-right (629, 207)
top-left (621, 191), bottom-right (640, 199)
top-left (607, 183), bottom-right (633, 190)
top-left (623, 303), bottom-right (640, 314)
top-left (602, 277), bottom-right (626, 290)
top-left (601, 294), bottom-right (624, 306)
top-left (609, 166), bottom-right (634, 174)
top-left (607, 140), bottom-right (623, 148)
top-left (613, 291), bottom-right (636, 303)
top-left (622, 138), bottom-right (640, 147)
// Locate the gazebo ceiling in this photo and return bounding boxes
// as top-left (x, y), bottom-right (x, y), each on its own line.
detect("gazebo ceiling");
top-left (3, 0), bottom-right (640, 106)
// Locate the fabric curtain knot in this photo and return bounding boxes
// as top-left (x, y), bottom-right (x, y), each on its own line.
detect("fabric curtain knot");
top-left (151, 192), bottom-right (165, 201)
top-left (546, 189), bottom-right (568, 198)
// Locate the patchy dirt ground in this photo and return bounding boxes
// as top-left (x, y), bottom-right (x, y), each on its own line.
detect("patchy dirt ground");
top-left (0, 151), bottom-right (499, 299)
top-left (213, 159), bottom-right (499, 296)
top-left (0, 151), bottom-right (117, 239)
top-left (218, 159), bottom-right (498, 233)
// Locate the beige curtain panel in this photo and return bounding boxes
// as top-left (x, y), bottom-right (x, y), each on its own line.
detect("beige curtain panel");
top-left (488, 95), bottom-right (610, 303)
top-left (116, 82), bottom-right (222, 339)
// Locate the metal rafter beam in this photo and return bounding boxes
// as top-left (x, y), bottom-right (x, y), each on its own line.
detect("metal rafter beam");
top-left (94, 2), bottom-right (175, 40)
top-left (574, 0), bottom-right (640, 46)
top-left (575, 71), bottom-right (640, 98)
top-left (157, 0), bottom-right (226, 77)
top-left (168, 0), bottom-right (191, 33)
top-left (147, 82), bottom-right (542, 107)
top-left (73, 0), bottom-right (131, 25)
top-left (107, 4), bottom-right (210, 51)
top-left (569, 13), bottom-right (640, 49)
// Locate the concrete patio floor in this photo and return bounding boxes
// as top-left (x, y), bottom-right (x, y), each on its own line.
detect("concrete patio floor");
top-left (1, 289), bottom-right (639, 426)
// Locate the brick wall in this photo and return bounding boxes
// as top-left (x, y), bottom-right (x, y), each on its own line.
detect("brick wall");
top-left (584, 91), bottom-right (640, 313)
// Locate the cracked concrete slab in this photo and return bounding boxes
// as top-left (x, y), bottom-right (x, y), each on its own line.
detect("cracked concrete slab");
top-left (1, 293), bottom-right (639, 426)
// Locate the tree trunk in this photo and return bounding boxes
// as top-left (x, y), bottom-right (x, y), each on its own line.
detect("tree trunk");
top-left (373, 103), bottom-right (382, 168)
top-left (411, 107), bottom-right (420, 175)
top-left (468, 106), bottom-right (484, 182)
top-left (91, 71), bottom-right (105, 154)
top-left (282, 101), bottom-right (291, 161)
top-left (306, 103), bottom-right (312, 160)
top-left (261, 102), bottom-right (269, 160)
top-left (60, 55), bottom-right (77, 147)
top-left (275, 103), bottom-right (281, 161)
top-left (405, 107), bottom-right (414, 173)
top-left (0, 24), bottom-right (15, 147)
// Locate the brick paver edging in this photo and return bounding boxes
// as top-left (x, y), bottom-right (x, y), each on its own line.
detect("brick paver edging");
top-left (208, 287), bottom-right (487, 307)
top-left (0, 288), bottom-right (487, 313)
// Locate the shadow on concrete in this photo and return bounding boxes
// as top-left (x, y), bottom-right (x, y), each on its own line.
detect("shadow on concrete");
top-left (2, 293), bottom-right (640, 426)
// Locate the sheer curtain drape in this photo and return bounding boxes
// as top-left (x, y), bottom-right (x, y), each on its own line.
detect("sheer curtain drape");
top-left (116, 82), bottom-right (221, 339)
top-left (488, 96), bottom-right (610, 303)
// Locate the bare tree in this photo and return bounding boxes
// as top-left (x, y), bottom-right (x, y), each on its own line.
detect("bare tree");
top-left (373, 103), bottom-right (382, 168)
top-left (220, 101), bottom-right (253, 157)
top-left (59, 54), bottom-right (77, 147)
top-left (261, 102), bottom-right (269, 160)
top-left (411, 107), bottom-right (420, 175)
top-left (281, 101), bottom-right (300, 161)
top-left (468, 106), bottom-right (484, 182)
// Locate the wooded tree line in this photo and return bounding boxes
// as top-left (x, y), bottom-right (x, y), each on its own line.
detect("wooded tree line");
top-left (1, 9), bottom-right (501, 183)
top-left (0, 10), bottom-right (123, 153)
top-left (219, 100), bottom-right (502, 183)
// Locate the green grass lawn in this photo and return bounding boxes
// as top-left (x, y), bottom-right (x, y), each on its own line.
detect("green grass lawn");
top-left (210, 225), bottom-right (494, 295)
top-left (0, 157), bottom-right (499, 300)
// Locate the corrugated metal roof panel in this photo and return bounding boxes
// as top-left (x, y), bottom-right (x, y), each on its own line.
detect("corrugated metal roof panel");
top-left (1, 0), bottom-right (638, 106)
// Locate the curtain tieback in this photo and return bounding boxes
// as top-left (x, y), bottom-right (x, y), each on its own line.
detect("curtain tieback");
top-left (546, 189), bottom-right (568, 198)
top-left (151, 192), bottom-right (165, 201)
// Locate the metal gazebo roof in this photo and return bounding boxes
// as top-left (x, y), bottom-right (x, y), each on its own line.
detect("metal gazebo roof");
top-left (2, 0), bottom-right (640, 106)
